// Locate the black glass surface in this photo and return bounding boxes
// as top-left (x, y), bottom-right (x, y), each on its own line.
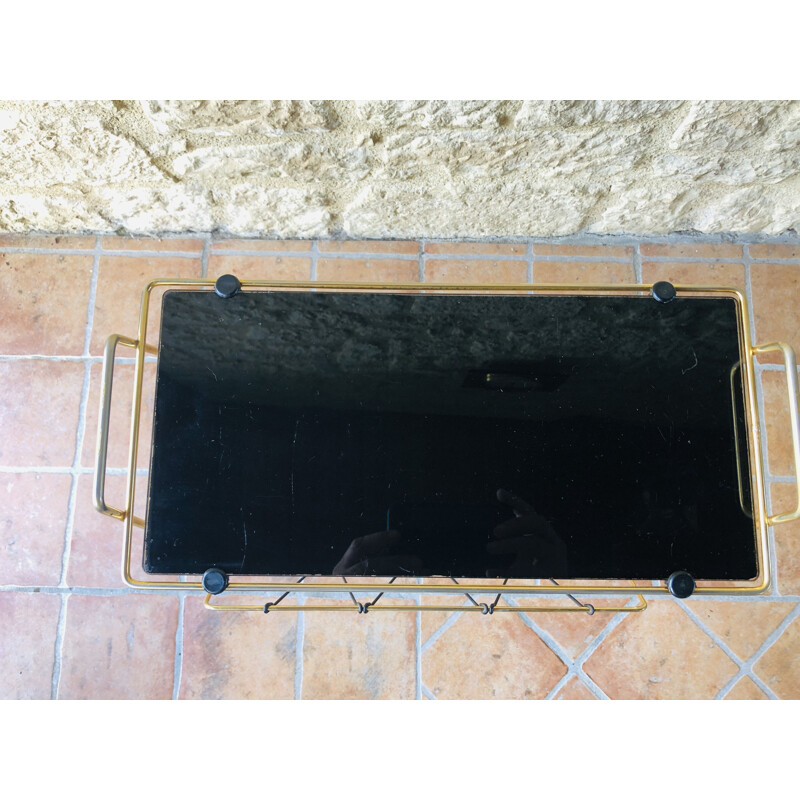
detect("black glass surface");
top-left (144, 290), bottom-right (757, 581)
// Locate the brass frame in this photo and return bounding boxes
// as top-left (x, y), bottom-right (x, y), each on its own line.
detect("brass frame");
top-left (93, 279), bottom-right (800, 614)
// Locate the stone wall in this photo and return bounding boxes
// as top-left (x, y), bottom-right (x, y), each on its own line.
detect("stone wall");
top-left (0, 100), bottom-right (797, 237)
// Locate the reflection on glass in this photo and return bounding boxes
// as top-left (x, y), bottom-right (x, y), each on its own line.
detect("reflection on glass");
top-left (145, 290), bottom-right (757, 581)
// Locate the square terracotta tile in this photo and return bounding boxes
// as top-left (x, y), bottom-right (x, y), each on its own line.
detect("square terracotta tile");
top-left (723, 676), bottom-right (768, 699)
top-left (0, 473), bottom-right (71, 586)
top-left (67, 474), bottom-right (149, 589)
top-left (641, 261), bottom-right (746, 291)
top-left (534, 261), bottom-right (634, 284)
top-left (179, 596), bottom-right (296, 699)
top-left (0, 361), bottom-right (84, 467)
top-left (425, 259), bottom-right (527, 284)
top-left (59, 593), bottom-right (178, 699)
top-left (0, 592), bottom-right (61, 699)
top-left (81, 362), bottom-right (156, 470)
top-left (750, 263), bottom-right (800, 364)
top-left (686, 599), bottom-right (794, 660)
top-left (102, 236), bottom-right (204, 253)
top-left (770, 482), bottom-right (800, 595)
top-left (749, 244), bottom-right (800, 260)
top-left (90, 255), bottom-right (202, 356)
top-left (425, 242), bottom-right (526, 256)
top-left (534, 244), bottom-right (633, 258)
top-left (422, 611), bottom-right (567, 699)
top-left (321, 240), bottom-right (419, 255)
top-left (302, 598), bottom-right (416, 699)
top-left (640, 243), bottom-right (743, 259)
top-left (212, 240), bottom-right (312, 252)
top-left (583, 599), bottom-right (739, 699)
top-left (0, 253), bottom-right (94, 355)
top-left (761, 370), bottom-right (798, 477)
top-left (207, 254), bottom-right (311, 282)
top-left (753, 615), bottom-right (800, 698)
top-left (317, 258), bottom-right (418, 283)
top-left (0, 234), bottom-right (95, 250)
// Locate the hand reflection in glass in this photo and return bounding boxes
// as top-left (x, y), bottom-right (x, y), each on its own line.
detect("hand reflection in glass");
top-left (332, 529), bottom-right (426, 576)
top-left (332, 489), bottom-right (567, 578)
top-left (487, 488), bottom-right (568, 577)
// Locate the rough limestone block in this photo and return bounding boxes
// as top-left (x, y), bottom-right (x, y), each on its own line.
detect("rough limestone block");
top-left (0, 101), bottom-right (164, 186)
top-left (171, 141), bottom-right (373, 182)
top-left (140, 100), bottom-right (339, 137)
top-left (513, 100), bottom-right (686, 128)
top-left (0, 100), bottom-right (797, 236)
top-left (342, 180), bottom-right (600, 238)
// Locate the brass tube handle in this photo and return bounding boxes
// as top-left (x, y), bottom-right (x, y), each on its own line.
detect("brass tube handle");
top-left (752, 341), bottom-right (800, 524)
top-left (730, 361), bottom-right (753, 519)
top-left (93, 333), bottom-right (139, 520)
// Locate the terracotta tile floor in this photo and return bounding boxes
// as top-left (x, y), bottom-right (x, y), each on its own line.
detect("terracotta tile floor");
top-left (1, 234), bottom-right (799, 700)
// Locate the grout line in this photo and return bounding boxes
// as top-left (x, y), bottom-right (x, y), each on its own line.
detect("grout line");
top-left (309, 241), bottom-right (319, 281)
top-left (419, 240), bottom-right (426, 283)
top-left (766, 483), bottom-right (782, 596)
top-left (294, 599), bottom-right (305, 700)
top-left (57, 237), bottom-right (101, 591)
top-left (756, 363), bottom-right (798, 372)
top-left (420, 606), bottom-right (467, 651)
top-left (200, 237), bottom-right (210, 279)
top-left (674, 598), bottom-right (750, 698)
top-left (544, 673), bottom-right (572, 700)
top-left (415, 593), bottom-right (422, 700)
top-left (217, 248), bottom-right (420, 262)
top-left (1, 247), bottom-right (203, 258)
top-left (0, 251), bottom-right (777, 264)
top-left (722, 600), bottom-right (800, 699)
top-left (513, 607), bottom-right (603, 698)
top-left (675, 597), bottom-right (787, 700)
top-left (3, 234), bottom-right (799, 253)
top-left (2, 585), bottom-right (206, 596)
top-left (170, 248), bottom-right (797, 266)
top-left (574, 621), bottom-right (626, 698)
top-left (526, 241), bottom-right (533, 284)
top-left (49, 593), bottom-right (68, 700)
top-left (196, 250), bottom-right (783, 265)
top-left (633, 243), bottom-right (643, 283)
top-left (172, 593), bottom-right (185, 700)
top-left (421, 683), bottom-right (437, 700)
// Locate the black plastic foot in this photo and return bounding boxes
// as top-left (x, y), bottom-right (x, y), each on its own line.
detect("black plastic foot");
top-left (215, 274), bottom-right (241, 299)
top-left (667, 571), bottom-right (695, 598)
top-left (652, 281), bottom-right (677, 303)
top-left (202, 568), bottom-right (229, 595)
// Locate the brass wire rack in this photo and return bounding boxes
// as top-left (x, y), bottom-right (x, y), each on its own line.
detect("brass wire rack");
top-left (93, 279), bottom-right (800, 615)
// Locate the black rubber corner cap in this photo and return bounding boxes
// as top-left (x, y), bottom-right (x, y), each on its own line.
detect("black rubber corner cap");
top-left (667, 571), bottom-right (695, 598)
top-left (652, 281), bottom-right (677, 303)
top-left (202, 568), bottom-right (229, 595)
top-left (215, 274), bottom-right (241, 299)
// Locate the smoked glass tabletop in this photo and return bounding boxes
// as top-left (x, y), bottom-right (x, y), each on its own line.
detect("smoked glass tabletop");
top-left (144, 289), bottom-right (757, 582)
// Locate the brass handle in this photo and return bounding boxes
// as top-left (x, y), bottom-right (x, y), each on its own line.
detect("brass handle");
top-left (93, 333), bottom-right (140, 521)
top-left (752, 341), bottom-right (800, 525)
top-left (730, 361), bottom-right (753, 519)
